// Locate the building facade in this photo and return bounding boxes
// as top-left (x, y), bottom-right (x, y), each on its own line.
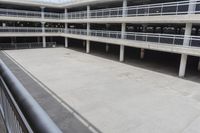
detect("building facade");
top-left (0, 0), bottom-right (200, 77)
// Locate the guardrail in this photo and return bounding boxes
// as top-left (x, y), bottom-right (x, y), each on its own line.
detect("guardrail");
top-left (0, 60), bottom-right (62, 133)
top-left (0, 27), bottom-right (63, 33)
top-left (66, 29), bottom-right (200, 47)
top-left (0, 0), bottom-right (199, 20)
top-left (67, 28), bottom-right (87, 35)
top-left (0, 8), bottom-right (41, 18)
top-left (0, 42), bottom-right (57, 50)
top-left (0, 27), bottom-right (42, 33)
top-left (0, 27), bottom-right (200, 47)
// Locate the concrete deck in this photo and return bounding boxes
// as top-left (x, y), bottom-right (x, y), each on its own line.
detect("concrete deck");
top-left (3, 48), bottom-right (200, 133)
top-left (0, 51), bottom-right (93, 133)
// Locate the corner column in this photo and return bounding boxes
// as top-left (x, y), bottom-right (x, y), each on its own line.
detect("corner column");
top-left (120, 0), bottom-right (127, 62)
top-left (179, 0), bottom-right (195, 77)
top-left (179, 23), bottom-right (192, 77)
top-left (86, 5), bottom-right (90, 53)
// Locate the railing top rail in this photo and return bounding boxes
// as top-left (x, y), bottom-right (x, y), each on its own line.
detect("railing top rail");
top-left (127, 0), bottom-right (197, 9)
top-left (0, 60), bottom-right (62, 133)
top-left (0, 8), bottom-right (41, 15)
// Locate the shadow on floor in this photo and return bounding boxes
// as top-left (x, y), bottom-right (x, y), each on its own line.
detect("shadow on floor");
top-left (67, 45), bottom-right (200, 84)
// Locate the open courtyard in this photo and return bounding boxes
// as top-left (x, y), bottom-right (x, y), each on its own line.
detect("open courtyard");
top-left (2, 48), bottom-right (200, 133)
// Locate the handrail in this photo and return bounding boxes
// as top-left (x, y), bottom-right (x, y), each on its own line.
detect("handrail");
top-left (0, 60), bottom-right (62, 133)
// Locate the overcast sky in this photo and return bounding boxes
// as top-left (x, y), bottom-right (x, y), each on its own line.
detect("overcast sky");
top-left (32, 0), bottom-right (71, 3)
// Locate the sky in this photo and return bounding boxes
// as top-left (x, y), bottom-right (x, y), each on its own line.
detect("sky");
top-left (31, 0), bottom-right (72, 3)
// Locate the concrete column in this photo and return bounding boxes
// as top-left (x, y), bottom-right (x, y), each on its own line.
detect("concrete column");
top-left (122, 0), bottom-right (127, 17)
top-left (120, 45), bottom-right (125, 62)
top-left (198, 58), bottom-right (200, 71)
top-left (87, 5), bottom-right (90, 19)
top-left (41, 7), bottom-right (45, 19)
top-left (140, 49), bottom-right (145, 59)
top-left (188, 0), bottom-right (196, 14)
top-left (120, 23), bottom-right (126, 62)
top-left (65, 23), bottom-right (68, 48)
top-left (86, 6), bottom-right (90, 53)
top-left (106, 44), bottom-right (109, 53)
top-left (140, 24), bottom-right (147, 59)
top-left (86, 40), bottom-right (90, 53)
top-left (65, 8), bottom-right (68, 19)
top-left (41, 22), bottom-right (46, 48)
top-left (42, 36), bottom-right (46, 48)
top-left (178, 23), bottom-right (192, 77)
top-left (179, 54), bottom-right (188, 77)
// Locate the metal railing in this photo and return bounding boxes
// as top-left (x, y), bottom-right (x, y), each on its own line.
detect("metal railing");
top-left (90, 30), bottom-right (122, 39)
top-left (0, 42), bottom-right (57, 50)
top-left (0, 27), bottom-right (200, 47)
top-left (0, 0), bottom-right (200, 20)
top-left (0, 8), bottom-right (41, 18)
top-left (126, 0), bottom-right (200, 17)
top-left (45, 28), bottom-right (64, 33)
top-left (0, 60), bottom-right (62, 133)
top-left (124, 32), bottom-right (200, 47)
top-left (67, 28), bottom-right (87, 35)
top-left (66, 29), bottom-right (200, 47)
top-left (0, 27), bottom-right (64, 33)
top-left (44, 12), bottom-right (64, 19)
top-left (0, 27), bottom-right (42, 33)
top-left (67, 11), bottom-right (87, 19)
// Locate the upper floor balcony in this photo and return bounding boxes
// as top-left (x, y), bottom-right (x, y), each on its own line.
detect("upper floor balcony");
top-left (0, 27), bottom-right (200, 57)
top-left (0, 0), bottom-right (199, 22)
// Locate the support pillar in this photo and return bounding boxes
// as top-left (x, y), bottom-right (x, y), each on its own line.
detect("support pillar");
top-left (120, 23), bottom-right (126, 62)
top-left (86, 40), bottom-right (90, 54)
top-left (198, 58), bottom-right (200, 71)
top-left (120, 45), bottom-right (125, 62)
top-left (65, 23), bottom-right (68, 47)
top-left (179, 54), bottom-right (188, 78)
top-left (178, 23), bottom-right (192, 77)
top-left (42, 36), bottom-right (46, 48)
top-left (86, 5), bottom-right (90, 53)
top-left (140, 49), bottom-right (145, 59)
top-left (106, 44), bottom-right (109, 53)
top-left (119, 0), bottom-right (127, 62)
top-left (41, 7), bottom-right (45, 19)
top-left (41, 22), bottom-right (46, 48)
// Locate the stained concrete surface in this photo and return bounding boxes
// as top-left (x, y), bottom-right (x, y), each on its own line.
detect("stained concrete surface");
top-left (4, 48), bottom-right (200, 133)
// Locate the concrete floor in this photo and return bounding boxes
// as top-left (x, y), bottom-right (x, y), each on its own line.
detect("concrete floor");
top-left (4, 48), bottom-right (200, 133)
